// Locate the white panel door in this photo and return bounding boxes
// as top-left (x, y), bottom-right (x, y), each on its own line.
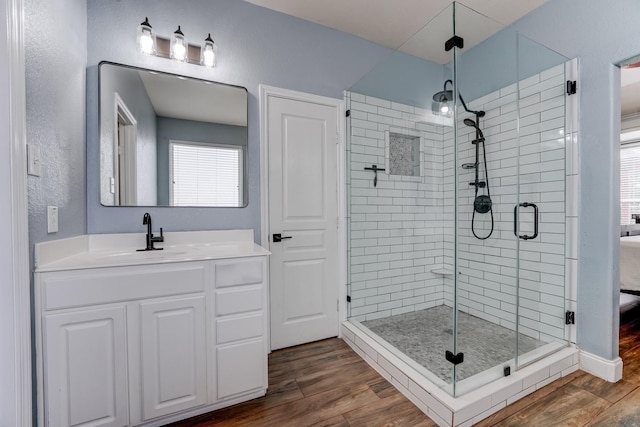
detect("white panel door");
top-left (268, 95), bottom-right (339, 350)
top-left (44, 307), bottom-right (129, 427)
top-left (140, 296), bottom-right (207, 421)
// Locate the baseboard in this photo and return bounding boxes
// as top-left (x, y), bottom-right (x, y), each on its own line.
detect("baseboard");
top-left (579, 350), bottom-right (623, 382)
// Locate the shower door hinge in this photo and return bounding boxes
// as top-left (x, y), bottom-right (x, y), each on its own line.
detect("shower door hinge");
top-left (566, 80), bottom-right (577, 96)
top-left (445, 35), bottom-right (464, 52)
top-left (346, 109), bottom-right (351, 117)
top-left (445, 350), bottom-right (464, 365)
top-left (565, 310), bottom-right (576, 325)
top-left (346, 295), bottom-right (351, 303)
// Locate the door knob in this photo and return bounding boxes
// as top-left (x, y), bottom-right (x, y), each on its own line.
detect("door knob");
top-left (273, 233), bottom-right (293, 243)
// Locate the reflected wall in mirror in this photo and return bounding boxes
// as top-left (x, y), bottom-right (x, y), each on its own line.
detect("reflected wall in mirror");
top-left (99, 62), bottom-right (248, 207)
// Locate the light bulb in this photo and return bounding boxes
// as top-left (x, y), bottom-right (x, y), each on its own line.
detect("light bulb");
top-left (203, 48), bottom-right (215, 67)
top-left (200, 34), bottom-right (216, 68)
top-left (173, 43), bottom-right (186, 61)
top-left (440, 104), bottom-right (449, 114)
top-left (170, 26), bottom-right (188, 62)
top-left (139, 29), bottom-right (154, 54)
top-left (136, 17), bottom-right (156, 55)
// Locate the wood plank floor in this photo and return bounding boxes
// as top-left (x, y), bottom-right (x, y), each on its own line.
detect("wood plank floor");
top-left (169, 316), bottom-right (640, 427)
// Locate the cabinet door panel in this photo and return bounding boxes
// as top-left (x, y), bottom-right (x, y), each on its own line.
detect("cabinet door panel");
top-left (140, 296), bottom-right (207, 420)
top-left (217, 339), bottom-right (265, 399)
top-left (44, 307), bottom-right (128, 427)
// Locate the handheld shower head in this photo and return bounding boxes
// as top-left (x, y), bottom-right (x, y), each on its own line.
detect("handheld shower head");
top-left (463, 117), bottom-right (485, 143)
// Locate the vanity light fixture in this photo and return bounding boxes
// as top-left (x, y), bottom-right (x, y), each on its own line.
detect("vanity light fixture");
top-left (137, 18), bottom-right (216, 67)
top-left (170, 26), bottom-right (188, 62)
top-left (136, 17), bottom-right (156, 55)
top-left (200, 34), bottom-right (216, 68)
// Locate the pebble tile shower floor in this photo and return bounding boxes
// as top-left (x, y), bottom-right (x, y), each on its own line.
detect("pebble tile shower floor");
top-left (362, 305), bottom-right (543, 383)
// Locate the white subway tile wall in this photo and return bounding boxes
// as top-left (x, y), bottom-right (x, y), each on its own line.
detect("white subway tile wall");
top-left (347, 90), bottom-right (449, 321)
top-left (348, 62), bottom-right (573, 345)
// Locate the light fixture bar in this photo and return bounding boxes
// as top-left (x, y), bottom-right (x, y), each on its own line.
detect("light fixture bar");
top-left (137, 18), bottom-right (216, 67)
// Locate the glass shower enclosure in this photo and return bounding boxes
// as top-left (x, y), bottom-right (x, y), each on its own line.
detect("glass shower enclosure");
top-left (346, 3), bottom-right (571, 397)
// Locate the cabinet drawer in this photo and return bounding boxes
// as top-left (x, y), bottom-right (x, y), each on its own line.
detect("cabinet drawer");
top-left (216, 313), bottom-right (263, 344)
top-left (216, 286), bottom-right (262, 316)
top-left (40, 263), bottom-right (207, 310)
top-left (215, 258), bottom-right (264, 288)
top-left (217, 339), bottom-right (265, 399)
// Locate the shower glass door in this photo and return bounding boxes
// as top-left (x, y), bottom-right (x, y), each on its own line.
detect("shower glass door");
top-left (515, 34), bottom-right (571, 369)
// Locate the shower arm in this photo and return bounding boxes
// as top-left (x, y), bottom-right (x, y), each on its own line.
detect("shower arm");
top-left (458, 93), bottom-right (485, 118)
top-left (442, 80), bottom-right (486, 118)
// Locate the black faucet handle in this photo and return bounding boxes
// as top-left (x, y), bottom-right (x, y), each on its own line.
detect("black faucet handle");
top-left (151, 227), bottom-right (165, 243)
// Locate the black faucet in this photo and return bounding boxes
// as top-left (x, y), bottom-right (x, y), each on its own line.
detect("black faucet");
top-left (137, 212), bottom-right (164, 251)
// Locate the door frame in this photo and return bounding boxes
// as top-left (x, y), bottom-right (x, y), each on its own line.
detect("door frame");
top-left (1, 0), bottom-right (32, 425)
top-left (259, 85), bottom-right (347, 348)
top-left (114, 92), bottom-right (138, 205)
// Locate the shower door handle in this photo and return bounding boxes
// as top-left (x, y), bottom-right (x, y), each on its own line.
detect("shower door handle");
top-left (513, 202), bottom-right (539, 240)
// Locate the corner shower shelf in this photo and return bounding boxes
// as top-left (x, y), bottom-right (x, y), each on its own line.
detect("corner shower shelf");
top-left (431, 268), bottom-right (453, 276)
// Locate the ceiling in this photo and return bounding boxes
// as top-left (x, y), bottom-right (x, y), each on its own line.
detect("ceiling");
top-left (244, 0), bottom-right (551, 63)
top-left (138, 71), bottom-right (247, 127)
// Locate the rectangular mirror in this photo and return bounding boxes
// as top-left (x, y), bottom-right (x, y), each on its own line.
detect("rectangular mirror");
top-left (99, 62), bottom-right (248, 207)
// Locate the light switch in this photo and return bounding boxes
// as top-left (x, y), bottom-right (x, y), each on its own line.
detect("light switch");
top-left (27, 144), bottom-right (41, 176)
top-left (47, 206), bottom-right (58, 233)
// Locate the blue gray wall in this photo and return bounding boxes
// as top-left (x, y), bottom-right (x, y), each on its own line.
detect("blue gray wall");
top-left (513, 0), bottom-right (636, 362)
top-left (457, 28), bottom-right (569, 102)
top-left (86, 0), bottom-right (394, 239)
top-left (155, 118), bottom-right (247, 205)
top-left (350, 50), bottom-right (446, 110)
top-left (25, 0), bottom-right (87, 246)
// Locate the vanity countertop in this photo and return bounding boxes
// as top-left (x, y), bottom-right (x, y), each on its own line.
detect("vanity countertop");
top-left (34, 229), bottom-right (270, 272)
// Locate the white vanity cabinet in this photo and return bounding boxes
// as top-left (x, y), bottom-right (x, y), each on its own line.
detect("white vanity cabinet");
top-left (35, 240), bottom-right (269, 427)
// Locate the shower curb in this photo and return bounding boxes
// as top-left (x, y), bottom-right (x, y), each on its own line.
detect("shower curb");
top-left (341, 321), bottom-right (579, 427)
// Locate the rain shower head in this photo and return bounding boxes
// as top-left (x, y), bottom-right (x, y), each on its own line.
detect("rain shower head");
top-left (432, 80), bottom-right (453, 103)
top-left (432, 79), bottom-right (486, 118)
top-left (432, 80), bottom-right (453, 115)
